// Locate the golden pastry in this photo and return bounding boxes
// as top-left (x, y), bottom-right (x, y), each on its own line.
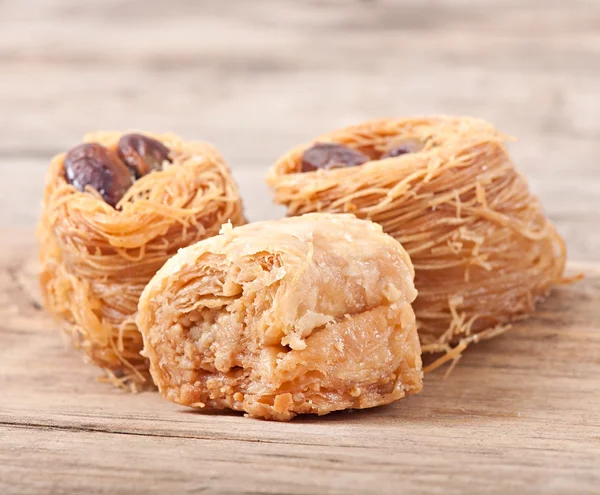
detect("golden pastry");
top-left (267, 117), bottom-right (567, 370)
top-left (38, 131), bottom-right (245, 389)
top-left (137, 213), bottom-right (422, 420)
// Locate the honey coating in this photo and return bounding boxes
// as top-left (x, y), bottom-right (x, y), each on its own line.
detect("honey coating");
top-left (137, 213), bottom-right (423, 420)
top-left (267, 116), bottom-right (567, 370)
top-left (38, 131), bottom-right (245, 389)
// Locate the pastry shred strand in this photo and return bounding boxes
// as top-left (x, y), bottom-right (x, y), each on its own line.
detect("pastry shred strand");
top-left (266, 116), bottom-right (568, 371)
top-left (38, 131), bottom-right (245, 390)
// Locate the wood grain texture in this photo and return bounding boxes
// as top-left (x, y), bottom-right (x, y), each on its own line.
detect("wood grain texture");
top-left (1, 1), bottom-right (600, 493)
top-left (1, 0), bottom-right (599, 260)
top-left (1, 236), bottom-right (599, 494)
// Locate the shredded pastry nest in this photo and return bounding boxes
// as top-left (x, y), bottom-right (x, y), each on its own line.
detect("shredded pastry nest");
top-left (266, 116), bottom-right (568, 372)
top-left (38, 131), bottom-right (245, 391)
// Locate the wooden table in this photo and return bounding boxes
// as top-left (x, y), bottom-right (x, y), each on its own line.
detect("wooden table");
top-left (1, 1), bottom-right (599, 493)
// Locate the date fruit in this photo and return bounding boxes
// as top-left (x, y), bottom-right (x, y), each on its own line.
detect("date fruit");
top-left (117, 133), bottom-right (171, 178)
top-left (300, 143), bottom-right (369, 173)
top-left (64, 143), bottom-right (134, 207)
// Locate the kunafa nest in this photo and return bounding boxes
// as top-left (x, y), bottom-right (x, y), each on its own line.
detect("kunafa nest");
top-left (38, 131), bottom-right (245, 389)
top-left (137, 213), bottom-right (423, 420)
top-left (267, 116), bottom-right (567, 371)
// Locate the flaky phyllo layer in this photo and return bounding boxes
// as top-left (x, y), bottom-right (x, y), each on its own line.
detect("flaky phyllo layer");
top-left (137, 213), bottom-right (423, 420)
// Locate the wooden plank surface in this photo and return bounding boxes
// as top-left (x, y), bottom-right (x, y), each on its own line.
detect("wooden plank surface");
top-left (1, 0), bottom-right (600, 493)
top-left (1, 237), bottom-right (599, 494)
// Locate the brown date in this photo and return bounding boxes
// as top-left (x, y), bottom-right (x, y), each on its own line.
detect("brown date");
top-left (381, 141), bottom-right (423, 159)
top-left (300, 143), bottom-right (369, 173)
top-left (117, 133), bottom-right (171, 178)
top-left (64, 143), bottom-right (134, 207)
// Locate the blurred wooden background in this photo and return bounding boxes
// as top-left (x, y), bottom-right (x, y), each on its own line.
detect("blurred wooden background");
top-left (1, 0), bottom-right (599, 260)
